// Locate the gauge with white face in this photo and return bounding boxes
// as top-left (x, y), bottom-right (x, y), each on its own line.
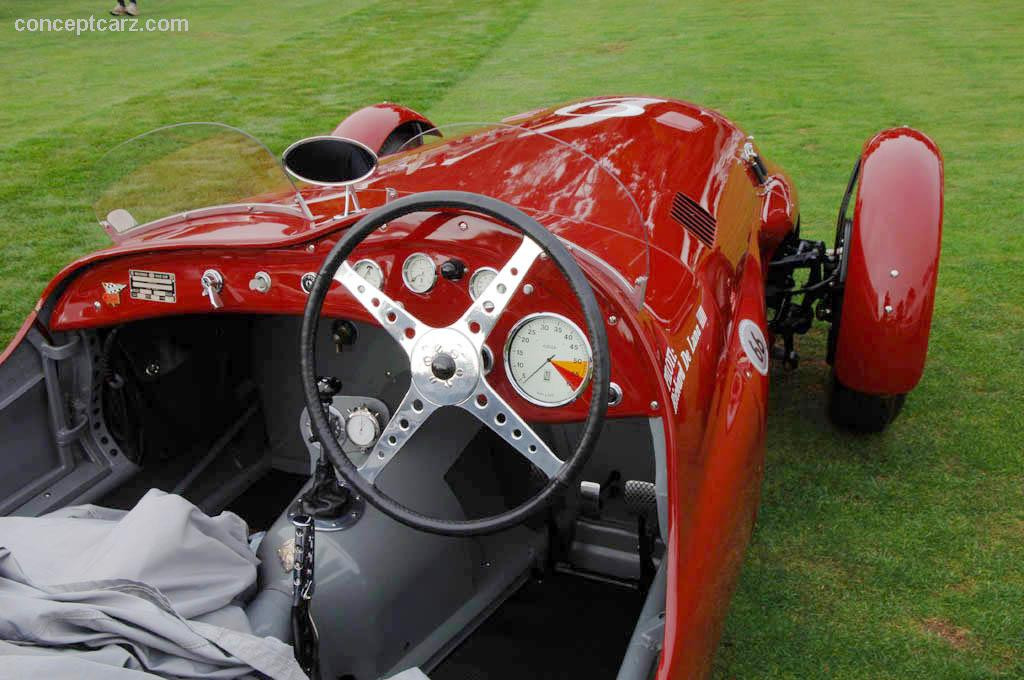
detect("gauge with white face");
top-left (402, 253), bottom-right (437, 293)
top-left (504, 313), bottom-right (593, 407)
top-left (469, 267), bottom-right (498, 300)
top-left (353, 259), bottom-right (384, 288)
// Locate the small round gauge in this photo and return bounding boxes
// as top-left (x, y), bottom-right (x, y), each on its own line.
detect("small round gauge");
top-left (469, 267), bottom-right (498, 300)
top-left (353, 259), bottom-right (384, 288)
top-left (345, 407), bottom-right (381, 448)
top-left (402, 253), bottom-right (437, 293)
top-left (504, 313), bottom-right (593, 407)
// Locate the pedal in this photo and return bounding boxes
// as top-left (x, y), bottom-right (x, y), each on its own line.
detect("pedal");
top-left (624, 480), bottom-right (660, 588)
top-left (624, 480), bottom-right (657, 524)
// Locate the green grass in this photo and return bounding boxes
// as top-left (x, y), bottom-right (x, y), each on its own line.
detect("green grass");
top-left (1, 1), bottom-right (1022, 677)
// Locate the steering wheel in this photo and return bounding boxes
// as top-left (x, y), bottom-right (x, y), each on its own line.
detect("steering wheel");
top-left (300, 191), bottom-right (609, 536)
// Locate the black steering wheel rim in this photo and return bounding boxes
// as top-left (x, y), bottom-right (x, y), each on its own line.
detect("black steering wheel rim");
top-left (300, 190), bottom-right (610, 536)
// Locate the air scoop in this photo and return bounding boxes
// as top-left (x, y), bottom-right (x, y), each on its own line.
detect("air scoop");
top-left (282, 135), bottom-right (378, 217)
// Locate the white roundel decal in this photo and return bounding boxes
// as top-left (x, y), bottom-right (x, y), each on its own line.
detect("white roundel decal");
top-left (554, 97), bottom-right (664, 119)
top-left (738, 319), bottom-right (769, 376)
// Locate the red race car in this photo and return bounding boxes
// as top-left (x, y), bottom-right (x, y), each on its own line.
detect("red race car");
top-left (0, 97), bottom-right (942, 680)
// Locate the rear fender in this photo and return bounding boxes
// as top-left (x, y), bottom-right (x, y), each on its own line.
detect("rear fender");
top-left (330, 103), bottom-right (438, 157)
top-left (833, 128), bottom-right (944, 395)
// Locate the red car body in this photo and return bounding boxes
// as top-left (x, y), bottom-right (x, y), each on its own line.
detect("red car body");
top-left (0, 96), bottom-right (942, 679)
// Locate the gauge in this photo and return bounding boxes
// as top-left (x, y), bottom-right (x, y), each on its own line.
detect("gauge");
top-left (345, 407), bottom-right (381, 448)
top-left (469, 267), bottom-right (498, 300)
top-left (353, 259), bottom-right (384, 288)
top-left (402, 253), bottom-right (437, 293)
top-left (504, 313), bottom-right (593, 407)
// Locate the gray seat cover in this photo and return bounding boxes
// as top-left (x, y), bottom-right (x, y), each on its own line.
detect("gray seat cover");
top-left (0, 489), bottom-right (306, 679)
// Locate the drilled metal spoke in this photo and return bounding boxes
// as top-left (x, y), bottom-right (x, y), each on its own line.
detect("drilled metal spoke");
top-left (357, 385), bottom-right (439, 485)
top-left (452, 237), bottom-right (542, 348)
top-left (458, 379), bottom-right (564, 479)
top-left (334, 261), bottom-right (429, 356)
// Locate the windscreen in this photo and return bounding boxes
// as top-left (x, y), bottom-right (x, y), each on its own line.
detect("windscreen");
top-left (91, 122), bottom-right (306, 238)
top-left (376, 123), bottom-right (650, 307)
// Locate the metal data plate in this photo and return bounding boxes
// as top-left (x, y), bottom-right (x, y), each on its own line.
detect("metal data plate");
top-left (129, 269), bottom-right (176, 303)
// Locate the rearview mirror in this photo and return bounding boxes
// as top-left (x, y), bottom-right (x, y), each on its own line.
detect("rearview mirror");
top-left (282, 136), bottom-right (378, 187)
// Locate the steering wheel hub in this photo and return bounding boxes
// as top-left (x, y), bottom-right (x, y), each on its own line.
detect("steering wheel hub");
top-left (430, 353), bottom-right (457, 380)
top-left (411, 328), bottom-right (479, 405)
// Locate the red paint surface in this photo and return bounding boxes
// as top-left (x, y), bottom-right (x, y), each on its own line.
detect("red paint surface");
top-left (834, 127), bottom-right (943, 395)
top-left (330, 102), bottom-right (437, 155)
top-left (5, 96), bottom-right (823, 679)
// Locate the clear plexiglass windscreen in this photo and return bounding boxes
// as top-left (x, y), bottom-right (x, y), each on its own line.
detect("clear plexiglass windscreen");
top-left (90, 121), bottom-right (649, 305)
top-left (92, 122), bottom-right (305, 234)
top-left (378, 122), bottom-right (650, 307)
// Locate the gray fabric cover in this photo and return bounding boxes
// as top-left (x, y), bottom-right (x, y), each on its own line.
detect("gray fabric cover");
top-left (0, 489), bottom-right (307, 679)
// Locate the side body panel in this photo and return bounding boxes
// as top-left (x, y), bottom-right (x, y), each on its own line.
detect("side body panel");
top-left (653, 160), bottom-right (771, 679)
top-left (834, 128), bottom-right (944, 394)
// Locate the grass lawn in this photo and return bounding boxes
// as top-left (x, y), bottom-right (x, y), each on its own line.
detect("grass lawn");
top-left (1, 1), bottom-right (1022, 677)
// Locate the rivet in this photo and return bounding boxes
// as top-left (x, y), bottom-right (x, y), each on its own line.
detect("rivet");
top-left (650, 400), bottom-right (659, 410)
top-left (93, 301), bottom-right (102, 310)
top-left (459, 221), bottom-right (468, 231)
top-left (890, 269), bottom-right (899, 278)
top-left (608, 315), bottom-right (618, 325)
top-left (306, 243), bottom-right (315, 252)
top-left (523, 284), bottom-right (534, 295)
top-left (884, 304), bottom-right (894, 314)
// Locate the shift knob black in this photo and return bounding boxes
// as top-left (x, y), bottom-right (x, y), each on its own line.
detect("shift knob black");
top-left (316, 376), bottom-right (342, 405)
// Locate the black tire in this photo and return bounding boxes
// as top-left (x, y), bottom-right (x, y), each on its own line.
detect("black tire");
top-left (828, 375), bottom-right (905, 433)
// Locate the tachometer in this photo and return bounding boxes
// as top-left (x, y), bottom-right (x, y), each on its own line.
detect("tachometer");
top-left (504, 313), bottom-right (593, 406)
top-left (353, 259), bottom-right (384, 288)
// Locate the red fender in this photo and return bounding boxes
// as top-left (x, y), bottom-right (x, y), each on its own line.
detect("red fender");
top-left (330, 103), bottom-right (438, 156)
top-left (833, 128), bottom-right (944, 395)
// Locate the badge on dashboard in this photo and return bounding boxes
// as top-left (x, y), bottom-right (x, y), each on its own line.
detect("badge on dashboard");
top-left (101, 282), bottom-right (127, 308)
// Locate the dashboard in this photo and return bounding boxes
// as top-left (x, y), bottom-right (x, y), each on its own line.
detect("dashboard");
top-left (50, 212), bottom-right (660, 423)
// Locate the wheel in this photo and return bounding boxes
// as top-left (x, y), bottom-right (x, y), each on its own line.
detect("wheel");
top-left (825, 157), bottom-right (905, 433)
top-left (828, 377), bottom-right (905, 433)
top-left (825, 128), bottom-right (943, 432)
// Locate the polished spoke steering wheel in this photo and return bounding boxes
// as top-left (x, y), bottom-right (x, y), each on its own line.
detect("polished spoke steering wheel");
top-left (301, 191), bottom-right (609, 536)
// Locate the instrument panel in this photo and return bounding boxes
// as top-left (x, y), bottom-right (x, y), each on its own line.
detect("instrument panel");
top-left (49, 217), bottom-right (660, 423)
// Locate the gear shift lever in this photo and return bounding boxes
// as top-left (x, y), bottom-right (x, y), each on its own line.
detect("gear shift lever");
top-left (300, 377), bottom-right (353, 521)
top-left (316, 376), bottom-right (342, 407)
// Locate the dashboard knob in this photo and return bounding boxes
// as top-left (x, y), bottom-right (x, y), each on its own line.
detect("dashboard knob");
top-left (440, 259), bottom-right (466, 281)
